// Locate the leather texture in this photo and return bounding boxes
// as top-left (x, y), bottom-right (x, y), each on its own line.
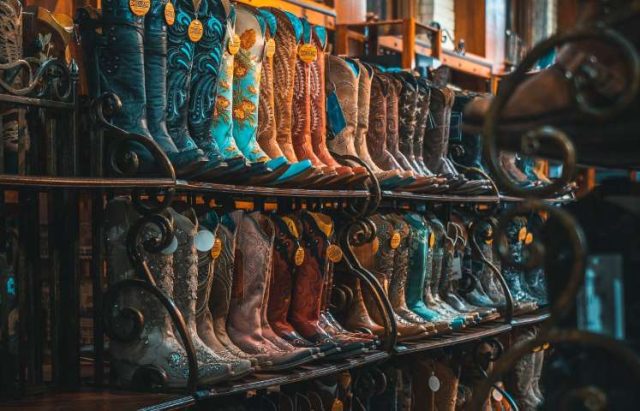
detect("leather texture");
top-left (414, 78), bottom-right (434, 175)
top-left (381, 73), bottom-right (416, 172)
top-left (144, 0), bottom-right (205, 174)
top-left (270, 8), bottom-right (301, 163)
top-left (325, 55), bottom-right (361, 158)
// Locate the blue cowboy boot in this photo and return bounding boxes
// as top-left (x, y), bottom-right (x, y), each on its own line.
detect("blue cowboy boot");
top-left (76, 1), bottom-right (169, 175)
top-left (231, 6), bottom-right (293, 175)
top-left (144, 0), bottom-right (207, 177)
top-left (403, 212), bottom-right (453, 333)
top-left (166, 0), bottom-right (232, 179)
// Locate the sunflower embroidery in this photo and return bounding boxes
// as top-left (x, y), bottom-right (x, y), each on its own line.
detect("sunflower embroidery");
top-left (233, 107), bottom-right (246, 120)
top-left (240, 29), bottom-right (256, 50)
top-left (234, 61), bottom-right (248, 78)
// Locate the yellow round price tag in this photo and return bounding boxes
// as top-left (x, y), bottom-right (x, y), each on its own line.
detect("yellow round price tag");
top-left (188, 19), bottom-right (204, 42)
top-left (390, 232), bottom-right (401, 249)
top-left (164, 1), bottom-right (175, 25)
top-left (298, 43), bottom-right (317, 63)
top-left (327, 244), bottom-right (343, 263)
top-left (228, 34), bottom-right (241, 55)
top-left (266, 38), bottom-right (276, 58)
top-left (518, 227), bottom-right (527, 242)
top-left (210, 238), bottom-right (222, 259)
top-left (129, 0), bottom-right (150, 16)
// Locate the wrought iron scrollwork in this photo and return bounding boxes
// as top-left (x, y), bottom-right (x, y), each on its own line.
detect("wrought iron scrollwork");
top-left (467, 219), bottom-right (514, 324)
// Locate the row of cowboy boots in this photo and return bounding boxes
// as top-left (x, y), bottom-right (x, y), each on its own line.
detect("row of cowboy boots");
top-left (76, 0), bottom-right (368, 187)
top-left (105, 198), bottom-right (378, 388)
top-left (505, 327), bottom-right (545, 411)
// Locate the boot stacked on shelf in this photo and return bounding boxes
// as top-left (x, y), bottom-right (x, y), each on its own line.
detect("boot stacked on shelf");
top-left (76, 0), bottom-right (563, 195)
top-left (104, 198), bottom-right (387, 389)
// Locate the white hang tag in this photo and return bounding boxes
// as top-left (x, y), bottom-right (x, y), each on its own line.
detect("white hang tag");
top-left (194, 229), bottom-right (215, 252)
top-left (428, 375), bottom-right (440, 392)
top-left (161, 236), bottom-right (178, 255)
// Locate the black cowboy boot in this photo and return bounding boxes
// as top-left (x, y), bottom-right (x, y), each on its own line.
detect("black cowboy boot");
top-left (144, 0), bottom-right (207, 177)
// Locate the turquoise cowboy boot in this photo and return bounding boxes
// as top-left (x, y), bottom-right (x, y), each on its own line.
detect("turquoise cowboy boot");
top-left (166, 0), bottom-right (234, 179)
top-left (231, 5), bottom-right (289, 174)
top-left (204, 6), bottom-right (272, 182)
top-left (144, 0), bottom-right (207, 177)
top-left (403, 212), bottom-right (452, 333)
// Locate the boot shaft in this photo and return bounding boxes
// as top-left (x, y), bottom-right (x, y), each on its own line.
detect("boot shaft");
top-left (325, 55), bottom-right (360, 157)
top-left (270, 8), bottom-right (302, 162)
top-left (232, 4), bottom-right (270, 163)
top-left (353, 62), bottom-right (383, 172)
top-left (256, 9), bottom-right (284, 159)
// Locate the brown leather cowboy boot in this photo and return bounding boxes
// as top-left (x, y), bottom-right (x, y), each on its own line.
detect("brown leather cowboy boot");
top-left (210, 212), bottom-right (255, 362)
top-left (268, 8), bottom-right (328, 187)
top-left (316, 212), bottom-right (378, 345)
top-left (384, 213), bottom-right (437, 335)
top-left (268, 213), bottom-right (335, 353)
top-left (226, 210), bottom-right (315, 371)
top-left (309, 26), bottom-right (361, 187)
top-left (354, 62), bottom-right (404, 186)
top-left (289, 17), bottom-right (342, 186)
top-left (366, 72), bottom-right (416, 186)
top-left (195, 211), bottom-right (256, 368)
top-left (292, 211), bottom-right (365, 352)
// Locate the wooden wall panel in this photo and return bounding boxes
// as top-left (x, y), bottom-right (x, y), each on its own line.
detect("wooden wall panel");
top-left (454, 0), bottom-right (485, 57)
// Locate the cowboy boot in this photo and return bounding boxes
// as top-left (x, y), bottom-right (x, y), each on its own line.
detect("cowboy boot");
top-left (144, 0), bottom-right (207, 177)
top-left (366, 72), bottom-right (417, 189)
top-left (463, 1), bottom-right (640, 168)
top-left (195, 211), bottom-right (255, 370)
top-left (212, 213), bottom-right (256, 361)
top-left (532, 348), bottom-right (545, 404)
top-left (505, 328), bottom-right (538, 411)
top-left (337, 270), bottom-right (386, 337)
top-left (383, 213), bottom-right (437, 334)
top-left (232, 4), bottom-right (295, 177)
top-left (104, 198), bottom-right (228, 387)
top-left (309, 26), bottom-right (363, 187)
top-left (353, 62), bottom-right (404, 187)
top-left (76, 2), bottom-right (178, 175)
top-left (381, 73), bottom-right (444, 193)
top-left (167, 0), bottom-right (231, 179)
top-left (411, 356), bottom-right (459, 411)
top-left (376, 71), bottom-right (442, 193)
top-left (403, 212), bottom-right (452, 333)
top-left (448, 91), bottom-right (490, 180)
top-left (414, 78), bottom-right (432, 175)
top-left (254, 8), bottom-right (316, 186)
top-left (208, 10), bottom-right (271, 181)
top-left (424, 216), bottom-right (467, 328)
top-left (268, 8), bottom-right (327, 186)
top-left (288, 18), bottom-right (342, 187)
top-left (392, 72), bottom-right (422, 174)
top-left (504, 217), bottom-right (538, 313)
top-left (365, 214), bottom-right (429, 341)
top-left (226, 210), bottom-right (315, 371)
top-left (424, 85), bottom-right (490, 194)
top-left (170, 207), bottom-right (251, 379)
top-left (269, 214), bottom-right (334, 352)
top-left (294, 211), bottom-right (366, 352)
top-left (317, 212), bottom-right (377, 345)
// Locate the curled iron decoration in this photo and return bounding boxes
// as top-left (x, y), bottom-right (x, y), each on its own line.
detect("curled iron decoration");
top-left (92, 92), bottom-right (177, 183)
top-left (330, 152), bottom-right (382, 218)
top-left (102, 279), bottom-right (198, 392)
top-left (493, 201), bottom-right (587, 323)
top-left (469, 329), bottom-right (640, 411)
top-left (0, 57), bottom-right (74, 100)
top-left (483, 23), bottom-right (640, 198)
top-left (337, 218), bottom-right (398, 351)
top-left (468, 219), bottom-right (514, 324)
